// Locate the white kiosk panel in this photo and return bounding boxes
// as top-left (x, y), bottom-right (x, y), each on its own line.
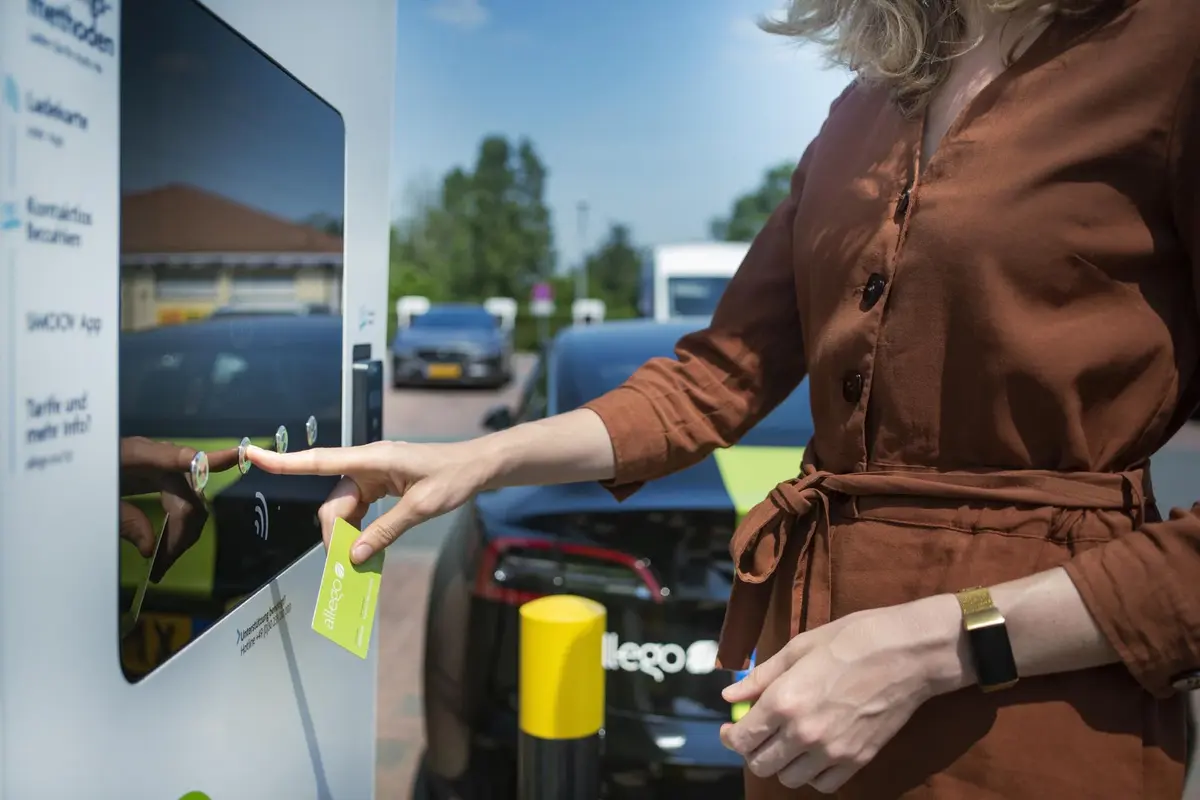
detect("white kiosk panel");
top-left (0, 1), bottom-right (396, 798)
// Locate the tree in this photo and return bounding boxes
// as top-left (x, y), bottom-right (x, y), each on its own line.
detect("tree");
top-left (579, 223), bottom-right (644, 316)
top-left (387, 135), bottom-right (557, 333)
top-left (709, 161), bottom-right (795, 242)
top-left (514, 138), bottom-right (555, 280)
top-left (301, 212), bottom-right (344, 236)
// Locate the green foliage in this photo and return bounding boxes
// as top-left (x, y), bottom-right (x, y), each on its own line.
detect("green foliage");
top-left (388, 135), bottom-right (559, 338)
top-left (386, 134), bottom-right (784, 347)
top-left (511, 311), bottom-right (572, 352)
top-left (576, 223), bottom-right (645, 314)
top-left (509, 302), bottom-right (640, 352)
top-left (301, 212), bottom-right (344, 236)
top-left (709, 161), bottom-right (795, 242)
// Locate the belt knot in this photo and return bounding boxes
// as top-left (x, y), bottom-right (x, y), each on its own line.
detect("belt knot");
top-left (731, 466), bottom-right (832, 586)
top-left (714, 456), bottom-right (1153, 672)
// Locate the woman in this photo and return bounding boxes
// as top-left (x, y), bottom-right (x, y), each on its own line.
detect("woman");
top-left (251, 0), bottom-right (1200, 796)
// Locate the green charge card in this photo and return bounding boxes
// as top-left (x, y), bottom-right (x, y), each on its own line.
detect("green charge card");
top-left (311, 518), bottom-right (385, 658)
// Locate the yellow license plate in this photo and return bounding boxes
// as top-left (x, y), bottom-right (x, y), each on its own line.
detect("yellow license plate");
top-left (120, 612), bottom-right (193, 674)
top-left (427, 363), bottom-right (462, 379)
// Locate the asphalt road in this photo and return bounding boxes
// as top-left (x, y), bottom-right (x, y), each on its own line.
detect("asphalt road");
top-left (377, 351), bottom-right (535, 551)
top-left (383, 352), bottom-right (537, 444)
top-left (376, 362), bottom-right (1200, 798)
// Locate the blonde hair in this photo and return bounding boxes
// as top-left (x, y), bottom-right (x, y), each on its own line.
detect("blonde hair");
top-left (760, 0), bottom-right (1110, 115)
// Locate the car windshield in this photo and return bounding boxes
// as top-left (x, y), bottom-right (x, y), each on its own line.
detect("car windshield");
top-left (667, 276), bottom-right (731, 318)
top-left (555, 330), bottom-right (813, 447)
top-left (411, 307), bottom-right (497, 330)
top-left (119, 323), bottom-right (342, 439)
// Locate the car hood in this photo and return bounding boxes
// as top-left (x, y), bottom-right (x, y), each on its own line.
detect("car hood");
top-left (392, 327), bottom-right (501, 351)
top-left (473, 442), bottom-right (808, 727)
top-left (476, 443), bottom-right (806, 523)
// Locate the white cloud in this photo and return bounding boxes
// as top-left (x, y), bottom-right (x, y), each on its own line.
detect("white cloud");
top-left (428, 0), bottom-right (489, 29)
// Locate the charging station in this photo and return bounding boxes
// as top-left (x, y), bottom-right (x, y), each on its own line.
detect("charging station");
top-left (484, 296), bottom-right (518, 332)
top-left (396, 295), bottom-right (431, 330)
top-left (571, 299), bottom-right (605, 326)
top-left (0, 0), bottom-right (396, 797)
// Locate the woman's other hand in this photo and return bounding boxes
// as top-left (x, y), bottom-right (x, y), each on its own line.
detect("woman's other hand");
top-left (719, 596), bottom-right (968, 793)
top-left (247, 440), bottom-right (497, 564)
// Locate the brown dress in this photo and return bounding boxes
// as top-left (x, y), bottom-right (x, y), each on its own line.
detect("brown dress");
top-left (582, 0), bottom-right (1200, 796)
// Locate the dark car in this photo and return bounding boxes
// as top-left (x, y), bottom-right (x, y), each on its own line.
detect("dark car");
top-left (117, 314), bottom-right (341, 679)
top-left (416, 319), bottom-right (813, 799)
top-left (391, 303), bottom-right (513, 389)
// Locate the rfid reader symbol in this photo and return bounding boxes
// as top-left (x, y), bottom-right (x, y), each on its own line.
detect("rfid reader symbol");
top-left (1, 203), bottom-right (19, 232)
top-left (2, 75), bottom-right (17, 113)
top-left (334, 563), bottom-right (345, 579)
top-left (253, 491), bottom-right (270, 541)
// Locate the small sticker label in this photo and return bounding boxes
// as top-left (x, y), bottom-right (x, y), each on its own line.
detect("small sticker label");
top-left (311, 518), bottom-right (384, 658)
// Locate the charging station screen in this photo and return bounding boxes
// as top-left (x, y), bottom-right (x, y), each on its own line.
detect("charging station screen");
top-left (116, 0), bottom-right (345, 681)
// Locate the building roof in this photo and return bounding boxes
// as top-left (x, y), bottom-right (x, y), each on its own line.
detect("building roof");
top-left (121, 183), bottom-right (342, 255)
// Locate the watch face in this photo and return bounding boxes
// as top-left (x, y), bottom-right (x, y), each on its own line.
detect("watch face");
top-left (1171, 671), bottom-right (1200, 692)
top-left (971, 621), bottom-right (1019, 689)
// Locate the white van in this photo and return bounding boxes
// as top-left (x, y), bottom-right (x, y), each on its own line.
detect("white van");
top-left (639, 241), bottom-right (750, 322)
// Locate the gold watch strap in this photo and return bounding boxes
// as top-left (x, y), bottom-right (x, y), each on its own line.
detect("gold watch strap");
top-left (956, 586), bottom-right (998, 619)
top-left (955, 586), bottom-right (1019, 692)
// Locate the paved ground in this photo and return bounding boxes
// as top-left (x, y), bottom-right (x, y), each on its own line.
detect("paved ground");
top-left (374, 550), bottom-right (436, 799)
top-left (382, 353), bottom-right (537, 443)
top-left (374, 356), bottom-right (534, 799)
top-left (372, 357), bottom-right (1200, 799)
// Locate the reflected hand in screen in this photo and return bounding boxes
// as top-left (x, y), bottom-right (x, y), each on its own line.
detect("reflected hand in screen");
top-left (248, 440), bottom-right (491, 565)
top-left (119, 437), bottom-right (239, 582)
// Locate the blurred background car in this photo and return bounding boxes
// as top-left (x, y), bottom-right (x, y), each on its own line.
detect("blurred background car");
top-left (391, 302), bottom-right (514, 389)
top-left (117, 314), bottom-right (340, 680)
top-left (416, 318), bottom-right (814, 800)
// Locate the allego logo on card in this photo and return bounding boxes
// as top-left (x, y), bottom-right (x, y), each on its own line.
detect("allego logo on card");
top-left (321, 562), bottom-right (346, 630)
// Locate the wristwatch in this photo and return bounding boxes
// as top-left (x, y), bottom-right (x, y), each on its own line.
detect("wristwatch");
top-left (1170, 671), bottom-right (1200, 692)
top-left (955, 586), bottom-right (1019, 692)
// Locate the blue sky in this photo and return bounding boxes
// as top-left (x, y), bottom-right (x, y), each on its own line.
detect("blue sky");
top-left (121, 0), bottom-right (344, 219)
top-left (391, 0), bottom-right (852, 271)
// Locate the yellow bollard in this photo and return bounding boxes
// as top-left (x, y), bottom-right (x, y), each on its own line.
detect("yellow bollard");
top-left (518, 595), bottom-right (606, 800)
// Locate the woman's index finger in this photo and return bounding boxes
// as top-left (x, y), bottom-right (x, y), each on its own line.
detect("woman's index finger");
top-left (246, 445), bottom-right (361, 476)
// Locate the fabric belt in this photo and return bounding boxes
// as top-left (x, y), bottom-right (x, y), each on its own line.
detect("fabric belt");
top-left (714, 446), bottom-right (1154, 671)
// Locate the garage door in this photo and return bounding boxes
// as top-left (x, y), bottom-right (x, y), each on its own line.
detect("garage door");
top-left (230, 275), bottom-right (296, 306)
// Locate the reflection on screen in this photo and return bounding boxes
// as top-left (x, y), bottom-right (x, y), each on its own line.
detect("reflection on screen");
top-left (668, 276), bottom-right (731, 318)
top-left (117, 0), bottom-right (345, 682)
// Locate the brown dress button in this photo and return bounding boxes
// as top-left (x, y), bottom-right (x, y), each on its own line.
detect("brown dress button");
top-left (862, 273), bottom-right (887, 310)
top-left (842, 371), bottom-right (864, 403)
top-left (895, 187), bottom-right (911, 221)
